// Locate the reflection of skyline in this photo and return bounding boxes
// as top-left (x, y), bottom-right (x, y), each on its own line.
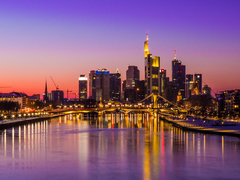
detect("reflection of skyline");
top-left (0, 114), bottom-right (240, 179)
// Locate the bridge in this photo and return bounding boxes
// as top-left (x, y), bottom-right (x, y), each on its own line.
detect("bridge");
top-left (48, 93), bottom-right (188, 116)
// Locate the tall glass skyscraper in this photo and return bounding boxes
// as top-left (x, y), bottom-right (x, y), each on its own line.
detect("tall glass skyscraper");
top-left (144, 32), bottom-right (160, 97)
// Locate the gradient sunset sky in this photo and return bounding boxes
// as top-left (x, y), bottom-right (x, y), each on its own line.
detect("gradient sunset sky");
top-left (1, 0), bottom-right (240, 98)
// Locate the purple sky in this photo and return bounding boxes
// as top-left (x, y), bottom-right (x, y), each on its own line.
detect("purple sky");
top-left (0, 0), bottom-right (240, 98)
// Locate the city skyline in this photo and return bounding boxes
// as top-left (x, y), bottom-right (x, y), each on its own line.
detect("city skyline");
top-left (1, 0), bottom-right (240, 98)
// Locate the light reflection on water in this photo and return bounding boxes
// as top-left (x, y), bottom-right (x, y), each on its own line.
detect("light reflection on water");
top-left (0, 113), bottom-right (240, 180)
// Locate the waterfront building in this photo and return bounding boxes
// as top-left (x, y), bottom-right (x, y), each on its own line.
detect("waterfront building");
top-left (217, 89), bottom-right (240, 115)
top-left (52, 90), bottom-right (64, 104)
top-left (0, 92), bottom-right (29, 109)
top-left (89, 69), bottom-right (110, 102)
top-left (144, 33), bottom-right (160, 97)
top-left (186, 74), bottom-right (193, 99)
top-left (172, 49), bottom-right (186, 101)
top-left (110, 69), bottom-right (121, 101)
top-left (79, 74), bottom-right (87, 101)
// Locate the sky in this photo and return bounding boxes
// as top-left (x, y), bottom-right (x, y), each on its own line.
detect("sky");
top-left (0, 0), bottom-right (240, 99)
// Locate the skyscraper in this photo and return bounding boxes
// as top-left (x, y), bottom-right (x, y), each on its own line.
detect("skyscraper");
top-left (195, 74), bottom-right (202, 93)
top-left (79, 74), bottom-right (87, 101)
top-left (172, 50), bottom-right (186, 101)
top-left (160, 69), bottom-right (169, 99)
top-left (186, 74), bottom-right (193, 99)
top-left (191, 74), bottom-right (202, 96)
top-left (144, 32), bottom-right (160, 97)
top-left (123, 66), bottom-right (140, 102)
top-left (110, 69), bottom-right (121, 101)
top-left (89, 69), bottom-right (110, 102)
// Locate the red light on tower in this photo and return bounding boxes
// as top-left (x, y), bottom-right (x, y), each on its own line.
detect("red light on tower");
top-left (161, 69), bottom-right (164, 73)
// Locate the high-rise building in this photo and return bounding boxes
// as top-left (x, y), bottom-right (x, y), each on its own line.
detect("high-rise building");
top-left (89, 69), bottom-right (110, 102)
top-left (144, 33), bottom-right (160, 97)
top-left (79, 74), bottom-right (87, 101)
top-left (172, 50), bottom-right (185, 100)
top-left (186, 74), bottom-right (193, 99)
top-left (110, 69), bottom-right (121, 101)
top-left (123, 66), bottom-right (140, 102)
top-left (160, 69), bottom-right (169, 99)
top-left (52, 90), bottom-right (64, 104)
top-left (195, 74), bottom-right (202, 93)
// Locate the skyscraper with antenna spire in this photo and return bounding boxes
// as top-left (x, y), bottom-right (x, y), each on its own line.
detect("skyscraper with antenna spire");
top-left (172, 49), bottom-right (186, 101)
top-left (144, 32), bottom-right (160, 97)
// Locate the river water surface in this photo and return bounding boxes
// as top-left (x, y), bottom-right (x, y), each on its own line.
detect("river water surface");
top-left (0, 113), bottom-right (240, 180)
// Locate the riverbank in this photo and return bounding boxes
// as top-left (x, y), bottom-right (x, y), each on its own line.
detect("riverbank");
top-left (162, 116), bottom-right (240, 137)
top-left (0, 114), bottom-right (64, 130)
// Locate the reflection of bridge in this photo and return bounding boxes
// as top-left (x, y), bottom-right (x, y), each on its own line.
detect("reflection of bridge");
top-left (49, 93), bottom-right (188, 115)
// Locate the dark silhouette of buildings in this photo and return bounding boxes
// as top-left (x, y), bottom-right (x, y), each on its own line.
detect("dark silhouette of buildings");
top-left (110, 69), bottom-right (121, 101)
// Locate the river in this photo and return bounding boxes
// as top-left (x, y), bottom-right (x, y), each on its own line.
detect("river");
top-left (0, 113), bottom-right (240, 180)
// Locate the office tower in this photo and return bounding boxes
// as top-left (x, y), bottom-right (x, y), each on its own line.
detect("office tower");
top-left (89, 69), bottom-right (110, 102)
top-left (79, 74), bottom-right (87, 101)
top-left (195, 74), bottom-right (202, 93)
top-left (186, 74), bottom-right (193, 99)
top-left (126, 66), bottom-right (139, 89)
top-left (52, 90), bottom-right (64, 104)
top-left (43, 79), bottom-right (48, 102)
top-left (124, 66), bottom-right (140, 102)
top-left (172, 50), bottom-right (185, 101)
top-left (144, 33), bottom-right (160, 97)
top-left (160, 69), bottom-right (169, 99)
top-left (203, 85), bottom-right (211, 96)
top-left (110, 69), bottom-right (121, 101)
top-left (191, 74), bottom-right (202, 96)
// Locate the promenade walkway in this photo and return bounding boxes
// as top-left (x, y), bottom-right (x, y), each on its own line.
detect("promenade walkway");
top-left (163, 116), bottom-right (240, 137)
top-left (0, 114), bottom-right (63, 130)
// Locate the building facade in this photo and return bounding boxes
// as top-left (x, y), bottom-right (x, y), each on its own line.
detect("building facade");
top-left (144, 33), bottom-right (160, 97)
top-left (172, 50), bottom-right (186, 100)
top-left (110, 69), bottom-right (121, 101)
top-left (79, 74), bottom-right (87, 101)
top-left (186, 74), bottom-right (193, 99)
top-left (52, 90), bottom-right (64, 104)
top-left (89, 69), bottom-right (110, 102)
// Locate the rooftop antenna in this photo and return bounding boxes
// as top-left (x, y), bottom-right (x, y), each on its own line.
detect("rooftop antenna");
top-left (174, 49), bottom-right (177, 60)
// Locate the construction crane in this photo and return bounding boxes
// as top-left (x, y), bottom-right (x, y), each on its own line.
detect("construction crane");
top-left (50, 76), bottom-right (59, 90)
